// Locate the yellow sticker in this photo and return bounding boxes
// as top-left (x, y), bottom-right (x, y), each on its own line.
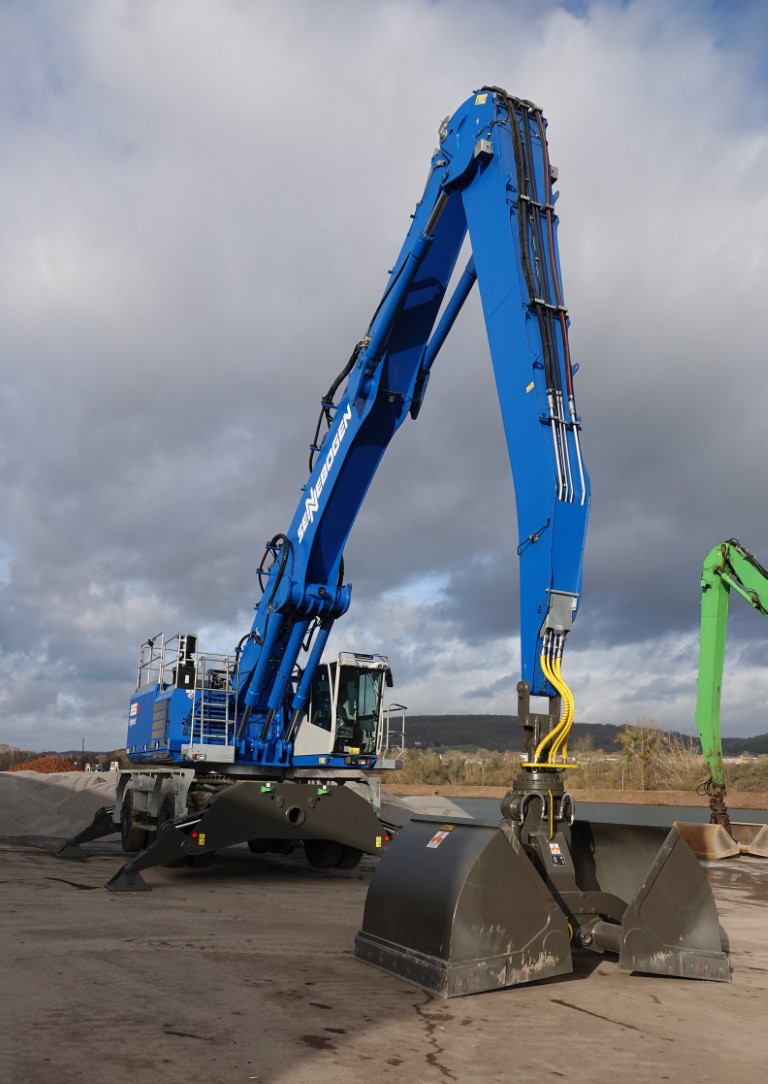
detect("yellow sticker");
top-left (526, 381), bottom-right (535, 393)
top-left (475, 93), bottom-right (488, 105)
top-left (348, 746), bottom-right (361, 754)
top-left (440, 824), bottom-right (455, 831)
top-left (199, 833), bottom-right (206, 846)
top-left (375, 835), bottom-right (382, 849)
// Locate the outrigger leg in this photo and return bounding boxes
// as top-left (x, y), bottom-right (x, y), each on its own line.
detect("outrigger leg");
top-left (105, 779), bottom-right (393, 892)
top-left (56, 805), bottom-right (118, 860)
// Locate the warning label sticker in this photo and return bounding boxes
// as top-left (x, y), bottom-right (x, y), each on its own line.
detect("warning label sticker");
top-left (549, 841), bottom-right (566, 866)
top-left (427, 831), bottom-right (450, 849)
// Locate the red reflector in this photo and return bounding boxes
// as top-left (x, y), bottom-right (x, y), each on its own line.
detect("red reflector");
top-left (191, 831), bottom-right (198, 839)
top-left (384, 834), bottom-right (391, 842)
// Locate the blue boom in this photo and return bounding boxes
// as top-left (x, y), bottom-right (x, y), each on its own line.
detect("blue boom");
top-left (129, 86), bottom-right (589, 772)
top-left (112, 89), bottom-right (729, 995)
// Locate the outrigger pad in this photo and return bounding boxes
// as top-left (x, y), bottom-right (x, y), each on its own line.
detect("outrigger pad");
top-left (55, 805), bottom-right (118, 861)
top-left (354, 818), bottom-right (572, 997)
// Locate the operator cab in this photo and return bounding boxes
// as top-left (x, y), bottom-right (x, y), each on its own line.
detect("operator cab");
top-left (292, 652), bottom-right (392, 760)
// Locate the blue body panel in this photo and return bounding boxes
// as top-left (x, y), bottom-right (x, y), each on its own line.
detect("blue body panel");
top-left (128, 88), bottom-right (590, 771)
top-left (127, 686), bottom-right (191, 762)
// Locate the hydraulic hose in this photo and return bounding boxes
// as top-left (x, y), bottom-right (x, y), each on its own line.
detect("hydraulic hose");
top-left (532, 634), bottom-right (576, 765)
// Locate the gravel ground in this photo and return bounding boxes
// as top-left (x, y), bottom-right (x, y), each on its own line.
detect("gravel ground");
top-left (1, 773), bottom-right (766, 1084)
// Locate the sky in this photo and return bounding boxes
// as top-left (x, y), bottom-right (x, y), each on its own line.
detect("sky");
top-left (1, 0), bottom-right (768, 751)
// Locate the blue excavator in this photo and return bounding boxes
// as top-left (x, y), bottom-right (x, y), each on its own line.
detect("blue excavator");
top-left (60, 87), bottom-right (729, 994)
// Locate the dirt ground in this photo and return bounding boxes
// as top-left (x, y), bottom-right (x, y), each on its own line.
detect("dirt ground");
top-left (1, 830), bottom-right (767, 1084)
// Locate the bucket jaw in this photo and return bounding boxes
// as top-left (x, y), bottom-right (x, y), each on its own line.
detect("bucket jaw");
top-left (356, 771), bottom-right (730, 997)
top-left (355, 819), bottom-right (573, 997)
top-left (568, 821), bottom-right (730, 981)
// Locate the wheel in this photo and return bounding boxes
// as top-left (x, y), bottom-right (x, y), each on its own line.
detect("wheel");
top-left (304, 839), bottom-right (344, 869)
top-left (157, 795), bottom-right (176, 832)
top-left (269, 841), bottom-right (294, 857)
top-left (156, 795), bottom-right (189, 867)
top-left (247, 839), bottom-right (295, 856)
top-left (120, 789), bottom-right (149, 853)
top-left (186, 852), bottom-right (216, 869)
top-left (335, 845), bottom-right (363, 870)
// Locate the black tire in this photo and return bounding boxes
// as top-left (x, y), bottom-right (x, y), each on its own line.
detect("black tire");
top-left (120, 789), bottom-right (149, 853)
top-left (247, 839), bottom-right (295, 856)
top-left (304, 839), bottom-right (344, 869)
top-left (156, 795), bottom-right (176, 832)
top-left (269, 841), bottom-right (294, 857)
top-left (157, 796), bottom-right (189, 867)
top-left (335, 845), bottom-right (363, 870)
top-left (186, 852), bottom-right (216, 869)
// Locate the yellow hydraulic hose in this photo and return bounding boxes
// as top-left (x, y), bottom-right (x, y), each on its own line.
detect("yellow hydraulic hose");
top-left (533, 650), bottom-right (570, 763)
top-left (549, 656), bottom-right (575, 761)
top-left (531, 645), bottom-right (576, 766)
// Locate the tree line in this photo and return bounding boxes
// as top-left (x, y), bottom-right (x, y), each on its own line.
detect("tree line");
top-left (393, 722), bottom-right (768, 793)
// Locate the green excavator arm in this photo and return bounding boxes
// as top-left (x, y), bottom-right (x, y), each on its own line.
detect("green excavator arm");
top-left (696, 539), bottom-right (768, 828)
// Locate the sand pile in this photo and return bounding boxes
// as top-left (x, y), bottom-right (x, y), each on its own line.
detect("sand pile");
top-left (0, 770), bottom-right (118, 838)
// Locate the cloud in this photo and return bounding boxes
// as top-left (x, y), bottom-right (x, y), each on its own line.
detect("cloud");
top-left (1, 0), bottom-right (767, 750)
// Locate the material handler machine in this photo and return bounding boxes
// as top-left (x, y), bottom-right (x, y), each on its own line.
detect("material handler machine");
top-left (61, 86), bottom-right (729, 993)
top-left (675, 539), bottom-right (768, 859)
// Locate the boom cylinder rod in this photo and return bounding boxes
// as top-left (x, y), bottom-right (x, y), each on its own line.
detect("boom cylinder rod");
top-left (241, 611), bottom-right (286, 713)
top-left (265, 618), bottom-right (310, 716)
top-left (361, 199), bottom-right (448, 371)
top-left (420, 257), bottom-right (477, 376)
top-left (284, 618), bottom-right (334, 742)
top-left (718, 571), bottom-right (767, 611)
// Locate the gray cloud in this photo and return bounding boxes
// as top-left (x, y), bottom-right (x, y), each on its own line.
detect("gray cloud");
top-left (1, 1), bottom-right (768, 749)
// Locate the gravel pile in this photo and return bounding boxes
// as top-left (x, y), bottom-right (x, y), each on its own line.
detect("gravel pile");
top-left (0, 771), bottom-right (471, 841)
top-left (0, 770), bottom-right (118, 838)
top-left (9, 755), bottom-right (80, 773)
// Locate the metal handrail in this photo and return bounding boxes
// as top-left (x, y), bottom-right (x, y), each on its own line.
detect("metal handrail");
top-left (379, 702), bottom-right (407, 759)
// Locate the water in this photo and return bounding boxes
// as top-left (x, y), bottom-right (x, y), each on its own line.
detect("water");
top-left (454, 796), bottom-right (768, 827)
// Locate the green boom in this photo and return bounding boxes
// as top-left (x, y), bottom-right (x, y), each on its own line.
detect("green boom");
top-left (695, 538), bottom-right (768, 828)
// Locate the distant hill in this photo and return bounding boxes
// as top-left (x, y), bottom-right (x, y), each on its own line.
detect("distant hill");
top-left (405, 715), bottom-right (768, 756)
top-left (722, 733), bottom-right (768, 756)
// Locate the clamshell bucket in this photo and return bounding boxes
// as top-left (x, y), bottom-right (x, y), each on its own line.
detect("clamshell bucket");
top-left (731, 822), bottom-right (768, 857)
top-left (356, 818), bottom-right (572, 996)
top-left (355, 815), bottom-right (730, 997)
top-left (674, 819), bottom-right (768, 859)
top-left (570, 821), bottom-right (729, 981)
